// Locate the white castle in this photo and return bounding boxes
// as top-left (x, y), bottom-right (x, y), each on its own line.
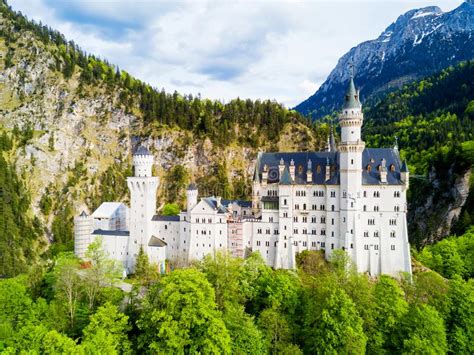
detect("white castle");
top-left (74, 78), bottom-right (412, 277)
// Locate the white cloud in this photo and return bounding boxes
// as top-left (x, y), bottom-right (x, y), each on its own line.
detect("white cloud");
top-left (8, 0), bottom-right (464, 107)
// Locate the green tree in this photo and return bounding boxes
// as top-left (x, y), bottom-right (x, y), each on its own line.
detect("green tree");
top-left (162, 203), bottom-right (180, 216)
top-left (257, 307), bottom-right (300, 354)
top-left (81, 303), bottom-right (131, 354)
top-left (138, 268), bottom-right (231, 354)
top-left (444, 277), bottom-right (474, 354)
top-left (395, 304), bottom-right (447, 354)
top-left (83, 237), bottom-right (121, 310)
top-left (223, 304), bottom-right (266, 355)
top-left (369, 275), bottom-right (408, 353)
top-left (303, 285), bottom-right (366, 354)
top-left (134, 245), bottom-right (159, 286)
top-left (53, 253), bottom-right (82, 331)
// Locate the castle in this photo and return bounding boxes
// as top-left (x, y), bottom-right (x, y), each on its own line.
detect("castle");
top-left (74, 77), bottom-right (412, 276)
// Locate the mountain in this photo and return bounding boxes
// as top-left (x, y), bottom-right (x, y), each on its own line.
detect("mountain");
top-left (295, 1), bottom-right (474, 118)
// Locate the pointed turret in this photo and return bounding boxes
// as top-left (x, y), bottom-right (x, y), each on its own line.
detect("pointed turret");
top-left (342, 76), bottom-right (361, 110)
top-left (279, 166), bottom-right (293, 185)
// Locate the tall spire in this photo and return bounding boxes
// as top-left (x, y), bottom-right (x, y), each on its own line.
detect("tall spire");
top-left (343, 68), bottom-right (361, 110)
top-left (343, 77), bottom-right (361, 109)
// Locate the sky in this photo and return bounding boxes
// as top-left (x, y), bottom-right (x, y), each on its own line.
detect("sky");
top-left (9, 0), bottom-right (464, 107)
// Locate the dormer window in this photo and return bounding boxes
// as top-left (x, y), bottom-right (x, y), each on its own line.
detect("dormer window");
top-left (367, 165), bottom-right (372, 172)
top-left (316, 165), bottom-right (321, 174)
top-left (390, 164), bottom-right (395, 172)
top-left (298, 165), bottom-right (303, 174)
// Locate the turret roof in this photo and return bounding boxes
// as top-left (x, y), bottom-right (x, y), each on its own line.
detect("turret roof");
top-left (187, 182), bottom-right (198, 190)
top-left (342, 77), bottom-right (361, 110)
top-left (134, 145), bottom-right (151, 156)
top-left (279, 166), bottom-right (293, 185)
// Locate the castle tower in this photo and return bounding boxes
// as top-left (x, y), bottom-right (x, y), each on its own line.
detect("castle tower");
top-left (186, 183), bottom-right (198, 217)
top-left (74, 211), bottom-right (93, 259)
top-left (338, 75), bottom-right (365, 257)
top-left (126, 145), bottom-right (159, 271)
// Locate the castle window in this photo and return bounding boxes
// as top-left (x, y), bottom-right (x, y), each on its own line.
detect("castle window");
top-left (351, 159), bottom-right (354, 165)
top-left (374, 191), bottom-right (380, 198)
top-left (391, 245), bottom-right (396, 250)
top-left (390, 231), bottom-right (396, 238)
top-left (303, 203), bottom-right (307, 210)
top-left (284, 243), bottom-right (287, 248)
top-left (298, 165), bottom-right (303, 174)
top-left (266, 229), bottom-right (270, 234)
top-left (364, 231), bottom-right (369, 237)
top-left (257, 241), bottom-right (261, 246)
top-left (374, 245), bottom-right (379, 251)
top-left (311, 217), bottom-right (316, 223)
top-left (331, 243), bottom-right (334, 250)
top-left (303, 229), bottom-right (307, 235)
top-left (317, 165), bottom-right (321, 174)
top-left (363, 205), bottom-right (367, 211)
top-left (367, 165), bottom-right (372, 172)
top-left (312, 204), bottom-right (316, 210)
top-left (343, 191), bottom-right (347, 198)
top-left (283, 212), bottom-right (288, 218)
top-left (312, 229), bottom-right (316, 235)
top-left (331, 218), bottom-right (334, 225)
top-left (321, 205), bottom-right (325, 210)
top-left (331, 205), bottom-right (335, 211)
top-left (374, 206), bottom-right (379, 212)
top-left (165, 225), bottom-right (167, 230)
top-left (368, 219), bottom-right (375, 225)
top-left (321, 217), bottom-right (326, 224)
top-left (265, 241), bottom-right (270, 247)
top-left (303, 241), bottom-right (307, 247)
top-left (294, 229), bottom-right (298, 234)
top-left (350, 243), bottom-right (353, 248)
top-left (269, 217), bottom-right (273, 222)
top-left (330, 191), bottom-right (336, 198)
top-left (394, 205), bottom-right (400, 212)
top-left (321, 229), bottom-right (326, 236)
top-left (394, 191), bottom-right (400, 198)
top-left (389, 219), bottom-right (397, 226)
top-left (321, 242), bottom-right (325, 248)
top-left (284, 199), bottom-right (287, 205)
top-left (295, 204), bottom-right (299, 210)
top-left (390, 164), bottom-right (395, 172)
top-left (294, 216), bottom-right (298, 222)
top-left (364, 244), bottom-right (369, 250)
top-left (374, 231), bottom-right (379, 238)
top-left (303, 216), bottom-right (307, 223)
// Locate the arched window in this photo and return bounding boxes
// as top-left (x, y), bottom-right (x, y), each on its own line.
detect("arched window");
top-left (367, 165), bottom-right (372, 172)
top-left (298, 165), bottom-right (303, 174)
top-left (316, 165), bottom-right (321, 174)
top-left (390, 164), bottom-right (395, 172)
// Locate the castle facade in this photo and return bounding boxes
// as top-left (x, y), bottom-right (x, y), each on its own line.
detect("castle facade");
top-left (74, 78), bottom-right (412, 276)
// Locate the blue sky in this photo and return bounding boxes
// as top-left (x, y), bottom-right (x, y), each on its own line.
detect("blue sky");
top-left (10, 0), bottom-right (463, 106)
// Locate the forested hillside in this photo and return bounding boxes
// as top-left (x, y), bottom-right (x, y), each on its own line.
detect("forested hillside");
top-left (363, 61), bottom-right (474, 246)
top-left (0, 0), bottom-right (325, 275)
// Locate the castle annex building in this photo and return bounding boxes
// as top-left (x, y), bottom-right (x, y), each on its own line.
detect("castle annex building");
top-left (74, 78), bottom-right (412, 276)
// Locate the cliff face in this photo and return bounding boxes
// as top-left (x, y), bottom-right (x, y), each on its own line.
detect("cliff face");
top-left (408, 167), bottom-right (472, 247)
top-left (0, 16), bottom-right (321, 244)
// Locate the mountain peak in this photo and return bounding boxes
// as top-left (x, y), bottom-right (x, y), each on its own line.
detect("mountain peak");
top-left (294, 1), bottom-right (474, 118)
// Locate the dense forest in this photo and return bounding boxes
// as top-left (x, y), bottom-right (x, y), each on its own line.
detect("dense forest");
top-left (1, 239), bottom-right (473, 354)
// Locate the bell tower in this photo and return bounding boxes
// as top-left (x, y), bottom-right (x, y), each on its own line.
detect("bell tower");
top-left (126, 145), bottom-right (159, 271)
top-left (338, 74), bottom-right (365, 257)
